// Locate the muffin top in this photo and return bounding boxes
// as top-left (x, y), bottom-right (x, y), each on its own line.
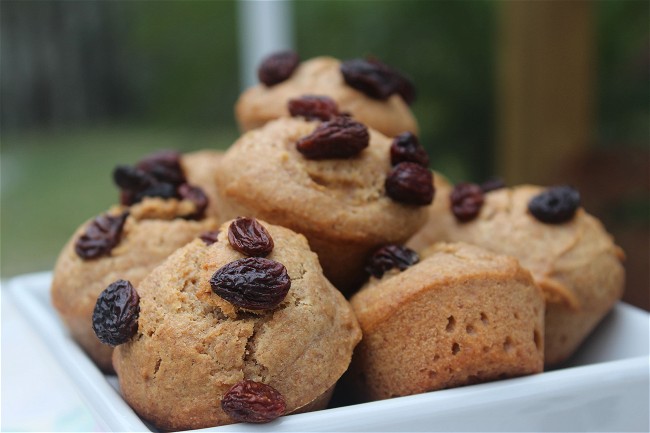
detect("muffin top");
top-left (113, 218), bottom-right (361, 430)
top-left (181, 149), bottom-right (223, 219)
top-left (216, 117), bottom-right (431, 245)
top-left (412, 185), bottom-right (625, 312)
top-left (236, 56), bottom-right (418, 138)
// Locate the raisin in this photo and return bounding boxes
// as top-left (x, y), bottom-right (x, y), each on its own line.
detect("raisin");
top-left (92, 279), bottom-right (140, 346)
top-left (365, 245), bottom-right (419, 279)
top-left (221, 380), bottom-right (286, 424)
top-left (228, 217), bottom-right (274, 257)
top-left (450, 183), bottom-right (484, 222)
top-left (136, 150), bottom-right (185, 186)
top-left (200, 230), bottom-right (220, 245)
top-left (210, 258), bottom-right (290, 310)
top-left (113, 166), bottom-right (155, 193)
top-left (528, 186), bottom-right (580, 224)
top-left (258, 50), bottom-right (299, 87)
top-left (75, 211), bottom-right (129, 260)
top-left (480, 177), bottom-right (506, 193)
top-left (178, 183), bottom-right (208, 220)
top-left (288, 95), bottom-right (340, 121)
top-left (133, 182), bottom-right (179, 203)
top-left (341, 58), bottom-right (416, 105)
top-left (390, 132), bottom-right (429, 167)
top-left (296, 116), bottom-right (369, 159)
top-left (385, 162), bottom-right (434, 206)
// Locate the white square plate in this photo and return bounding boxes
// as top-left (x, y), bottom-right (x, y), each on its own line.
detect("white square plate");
top-left (9, 272), bottom-right (650, 432)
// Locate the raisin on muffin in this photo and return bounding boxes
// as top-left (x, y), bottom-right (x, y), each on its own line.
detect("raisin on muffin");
top-left (110, 218), bottom-right (361, 430)
top-left (213, 116), bottom-right (435, 293)
top-left (408, 184), bottom-right (626, 366)
top-left (236, 53), bottom-right (418, 138)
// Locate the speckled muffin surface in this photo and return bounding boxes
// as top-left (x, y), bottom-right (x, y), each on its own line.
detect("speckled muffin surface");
top-left (181, 150), bottom-right (223, 219)
top-left (350, 242), bottom-right (544, 400)
top-left (408, 185), bottom-right (626, 365)
top-left (213, 117), bottom-right (430, 292)
top-left (236, 56), bottom-right (418, 138)
top-left (112, 219), bottom-right (361, 431)
top-left (51, 199), bottom-right (219, 372)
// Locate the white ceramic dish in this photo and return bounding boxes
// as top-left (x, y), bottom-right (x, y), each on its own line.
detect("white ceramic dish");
top-left (9, 272), bottom-right (650, 432)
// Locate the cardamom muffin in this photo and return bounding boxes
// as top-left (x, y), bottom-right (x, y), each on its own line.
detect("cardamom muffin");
top-left (408, 184), bottom-right (626, 366)
top-left (181, 149), bottom-right (223, 218)
top-left (110, 218), bottom-right (362, 430)
top-left (51, 199), bottom-right (219, 372)
top-left (236, 54), bottom-right (418, 137)
top-left (350, 242), bottom-right (544, 401)
top-left (213, 116), bottom-right (434, 292)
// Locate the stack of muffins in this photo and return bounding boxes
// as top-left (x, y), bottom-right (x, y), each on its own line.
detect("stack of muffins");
top-left (50, 51), bottom-right (625, 430)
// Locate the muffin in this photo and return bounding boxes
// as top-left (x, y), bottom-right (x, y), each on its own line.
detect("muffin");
top-left (350, 242), bottom-right (544, 400)
top-left (110, 218), bottom-right (362, 430)
top-left (51, 198), bottom-right (219, 372)
top-left (181, 149), bottom-right (223, 218)
top-left (213, 116), bottom-right (434, 292)
top-left (407, 171), bottom-right (454, 251)
top-left (236, 54), bottom-right (418, 138)
top-left (408, 184), bottom-right (626, 365)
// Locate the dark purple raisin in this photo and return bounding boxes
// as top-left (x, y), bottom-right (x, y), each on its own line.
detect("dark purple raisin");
top-left (200, 230), bottom-right (220, 245)
top-left (450, 183), bottom-right (484, 222)
top-left (390, 132), bottom-right (429, 167)
top-left (222, 380), bottom-right (286, 424)
top-left (113, 166), bottom-right (156, 192)
top-left (288, 95), bottom-right (340, 121)
top-left (341, 58), bottom-right (416, 104)
top-left (75, 211), bottom-right (129, 260)
top-left (136, 150), bottom-right (185, 186)
top-left (210, 257), bottom-right (290, 310)
top-left (133, 182), bottom-right (179, 203)
top-left (228, 217), bottom-right (274, 257)
top-left (528, 186), bottom-right (580, 224)
top-left (385, 162), bottom-right (434, 206)
top-left (258, 51), bottom-right (299, 87)
top-left (296, 116), bottom-right (369, 159)
top-left (480, 177), bottom-right (506, 193)
top-left (365, 245), bottom-right (419, 279)
top-left (92, 279), bottom-right (140, 346)
top-left (178, 183), bottom-right (208, 220)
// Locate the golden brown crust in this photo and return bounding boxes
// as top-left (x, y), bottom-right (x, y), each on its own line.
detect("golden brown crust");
top-left (350, 242), bottom-right (544, 400)
top-left (113, 219), bottom-right (362, 431)
top-left (236, 56), bottom-right (418, 138)
top-left (213, 117), bottom-right (429, 292)
top-left (51, 205), bottom-right (219, 372)
top-left (410, 184), bottom-right (626, 365)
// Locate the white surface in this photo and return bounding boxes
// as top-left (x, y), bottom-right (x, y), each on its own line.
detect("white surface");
top-left (4, 272), bottom-right (650, 432)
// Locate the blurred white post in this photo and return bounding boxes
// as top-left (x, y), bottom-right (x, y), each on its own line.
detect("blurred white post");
top-left (237, 0), bottom-right (295, 91)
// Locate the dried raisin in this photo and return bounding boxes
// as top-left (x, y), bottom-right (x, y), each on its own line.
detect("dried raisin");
top-left (200, 230), bottom-right (220, 245)
top-left (528, 186), bottom-right (580, 224)
top-left (288, 95), bottom-right (339, 121)
top-left (221, 380), bottom-right (286, 423)
top-left (365, 245), bottom-right (419, 278)
top-left (450, 183), bottom-right (484, 222)
top-left (75, 211), bottom-right (129, 260)
top-left (385, 162), bottom-right (434, 206)
top-left (92, 279), bottom-right (140, 346)
top-left (210, 258), bottom-right (290, 310)
top-left (390, 132), bottom-right (429, 167)
top-left (136, 150), bottom-right (185, 186)
top-left (341, 58), bottom-right (416, 105)
top-left (178, 183), bottom-right (208, 220)
top-left (296, 116), bottom-right (369, 159)
top-left (258, 51), bottom-right (299, 86)
top-left (228, 217), bottom-right (274, 257)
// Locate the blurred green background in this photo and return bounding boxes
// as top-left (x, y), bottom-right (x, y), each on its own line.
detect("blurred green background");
top-left (1, 1), bottom-right (648, 307)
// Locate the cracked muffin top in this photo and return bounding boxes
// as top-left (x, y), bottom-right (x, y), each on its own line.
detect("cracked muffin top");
top-left (236, 56), bottom-right (418, 138)
top-left (112, 218), bottom-right (361, 431)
